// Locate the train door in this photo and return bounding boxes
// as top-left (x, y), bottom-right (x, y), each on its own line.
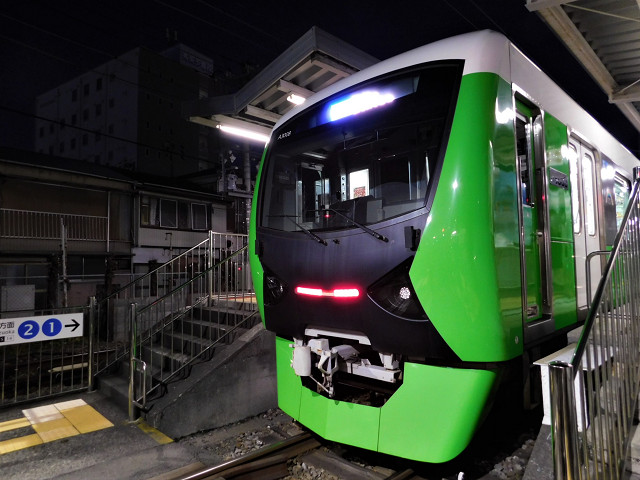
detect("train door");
top-left (568, 137), bottom-right (600, 314)
top-left (516, 101), bottom-right (551, 325)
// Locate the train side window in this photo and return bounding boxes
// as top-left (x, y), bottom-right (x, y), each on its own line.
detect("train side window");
top-left (516, 114), bottom-right (533, 206)
top-left (568, 144), bottom-right (581, 234)
top-left (582, 152), bottom-right (596, 236)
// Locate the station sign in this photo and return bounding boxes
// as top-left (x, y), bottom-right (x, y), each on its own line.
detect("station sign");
top-left (0, 314), bottom-right (83, 345)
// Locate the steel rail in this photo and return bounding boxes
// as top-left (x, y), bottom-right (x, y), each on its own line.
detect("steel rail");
top-left (175, 433), bottom-right (320, 480)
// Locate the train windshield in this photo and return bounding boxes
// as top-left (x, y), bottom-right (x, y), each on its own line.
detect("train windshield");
top-left (259, 62), bottom-right (462, 233)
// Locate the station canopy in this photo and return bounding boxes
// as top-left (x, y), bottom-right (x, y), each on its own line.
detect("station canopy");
top-left (184, 26), bottom-right (379, 141)
top-left (527, 0), bottom-right (640, 133)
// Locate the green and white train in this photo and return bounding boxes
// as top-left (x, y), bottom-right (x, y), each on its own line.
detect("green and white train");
top-left (249, 30), bottom-right (639, 462)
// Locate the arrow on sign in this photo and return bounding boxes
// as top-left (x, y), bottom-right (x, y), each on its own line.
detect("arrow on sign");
top-left (65, 318), bottom-right (80, 332)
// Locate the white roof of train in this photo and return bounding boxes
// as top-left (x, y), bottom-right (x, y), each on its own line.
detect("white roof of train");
top-left (275, 30), bottom-right (638, 174)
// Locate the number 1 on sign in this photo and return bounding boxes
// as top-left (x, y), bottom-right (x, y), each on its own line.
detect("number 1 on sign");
top-left (42, 318), bottom-right (63, 337)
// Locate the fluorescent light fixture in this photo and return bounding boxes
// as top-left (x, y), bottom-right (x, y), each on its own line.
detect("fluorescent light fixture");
top-left (328, 90), bottom-right (395, 122)
top-left (303, 151), bottom-right (327, 160)
top-left (287, 93), bottom-right (306, 105)
top-left (217, 124), bottom-right (270, 144)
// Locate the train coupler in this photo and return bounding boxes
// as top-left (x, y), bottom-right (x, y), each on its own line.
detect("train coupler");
top-left (290, 337), bottom-right (401, 398)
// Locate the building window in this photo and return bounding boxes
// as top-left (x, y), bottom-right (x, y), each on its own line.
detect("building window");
top-left (49, 124), bottom-right (54, 134)
top-left (192, 203), bottom-right (208, 230)
top-left (72, 89), bottom-right (78, 101)
top-left (82, 134), bottom-right (88, 145)
top-left (71, 114), bottom-right (77, 125)
top-left (70, 138), bottom-right (76, 150)
top-left (160, 199), bottom-right (177, 228)
top-left (96, 78), bottom-right (102, 91)
top-left (95, 103), bottom-right (102, 116)
top-left (83, 108), bottom-right (89, 121)
top-left (84, 84), bottom-right (90, 96)
top-left (140, 196), bottom-right (209, 231)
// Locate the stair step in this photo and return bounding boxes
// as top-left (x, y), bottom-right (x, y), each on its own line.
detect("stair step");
top-left (142, 345), bottom-right (191, 374)
top-left (149, 345), bottom-right (190, 364)
top-left (163, 332), bottom-right (214, 356)
top-left (178, 318), bottom-right (247, 339)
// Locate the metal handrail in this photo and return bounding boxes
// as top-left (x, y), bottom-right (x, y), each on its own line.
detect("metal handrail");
top-left (551, 168), bottom-right (640, 479)
top-left (572, 177), bottom-right (640, 370)
top-left (93, 232), bottom-right (249, 378)
top-left (136, 246), bottom-right (248, 316)
top-left (101, 236), bottom-right (210, 303)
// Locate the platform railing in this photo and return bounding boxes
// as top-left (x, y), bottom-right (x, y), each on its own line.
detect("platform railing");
top-left (0, 304), bottom-right (94, 407)
top-left (551, 168), bottom-right (640, 479)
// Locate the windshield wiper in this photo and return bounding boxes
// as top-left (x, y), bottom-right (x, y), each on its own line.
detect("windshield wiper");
top-left (269, 215), bottom-right (327, 246)
top-left (326, 208), bottom-right (389, 243)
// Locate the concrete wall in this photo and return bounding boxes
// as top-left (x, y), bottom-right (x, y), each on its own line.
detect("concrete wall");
top-left (146, 323), bottom-right (277, 438)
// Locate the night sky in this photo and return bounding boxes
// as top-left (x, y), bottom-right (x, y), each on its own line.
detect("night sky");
top-left (1, 0), bottom-right (638, 156)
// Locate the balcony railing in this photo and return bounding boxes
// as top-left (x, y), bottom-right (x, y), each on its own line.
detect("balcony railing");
top-left (0, 208), bottom-right (107, 241)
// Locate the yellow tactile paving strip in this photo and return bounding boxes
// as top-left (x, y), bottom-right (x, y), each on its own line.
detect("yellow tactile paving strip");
top-left (136, 419), bottom-right (173, 445)
top-left (0, 399), bottom-right (113, 455)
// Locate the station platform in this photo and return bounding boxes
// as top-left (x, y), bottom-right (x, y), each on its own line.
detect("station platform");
top-left (0, 390), bottom-right (296, 480)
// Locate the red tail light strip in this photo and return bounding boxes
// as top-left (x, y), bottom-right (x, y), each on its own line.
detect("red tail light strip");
top-left (295, 286), bottom-right (360, 298)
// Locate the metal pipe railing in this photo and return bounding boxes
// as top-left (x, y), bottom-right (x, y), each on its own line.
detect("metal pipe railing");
top-left (551, 168), bottom-right (640, 479)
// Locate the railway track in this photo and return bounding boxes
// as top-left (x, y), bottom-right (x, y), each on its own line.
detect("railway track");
top-left (157, 383), bottom-right (540, 480)
top-left (162, 432), bottom-right (425, 480)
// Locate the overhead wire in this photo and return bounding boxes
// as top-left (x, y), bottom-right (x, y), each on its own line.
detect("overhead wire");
top-left (0, 11), bottom-right (210, 106)
top-left (0, 3), bottom-right (280, 168)
top-left (0, 103), bottom-right (221, 171)
top-left (150, 0), bottom-right (283, 56)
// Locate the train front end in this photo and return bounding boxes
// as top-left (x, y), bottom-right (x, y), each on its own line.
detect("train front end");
top-left (250, 35), bottom-right (522, 462)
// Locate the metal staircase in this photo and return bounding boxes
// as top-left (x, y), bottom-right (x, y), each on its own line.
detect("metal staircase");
top-left (93, 232), bottom-right (258, 416)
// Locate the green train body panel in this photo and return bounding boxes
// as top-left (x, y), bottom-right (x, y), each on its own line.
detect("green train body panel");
top-left (378, 362), bottom-right (498, 462)
top-left (411, 73), bottom-right (522, 362)
top-left (249, 149), bottom-right (266, 324)
top-left (276, 336), bottom-right (498, 462)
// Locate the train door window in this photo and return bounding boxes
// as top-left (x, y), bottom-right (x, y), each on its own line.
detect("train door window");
top-left (516, 114), bottom-right (533, 206)
top-left (568, 144), bottom-right (581, 234)
top-left (614, 175), bottom-right (630, 230)
top-left (582, 152), bottom-right (596, 236)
